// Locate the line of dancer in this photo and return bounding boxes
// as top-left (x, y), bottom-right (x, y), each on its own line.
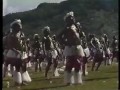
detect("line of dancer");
top-left (3, 11), bottom-right (118, 88)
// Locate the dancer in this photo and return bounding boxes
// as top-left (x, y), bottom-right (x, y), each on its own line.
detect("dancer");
top-left (57, 11), bottom-right (84, 85)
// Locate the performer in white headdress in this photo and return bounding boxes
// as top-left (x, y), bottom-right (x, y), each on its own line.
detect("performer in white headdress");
top-left (3, 19), bottom-right (31, 87)
top-left (57, 11), bottom-right (84, 85)
top-left (111, 35), bottom-right (118, 63)
top-left (32, 34), bottom-right (41, 72)
top-left (102, 34), bottom-right (111, 65)
top-left (42, 26), bottom-right (59, 79)
top-left (20, 36), bottom-right (32, 85)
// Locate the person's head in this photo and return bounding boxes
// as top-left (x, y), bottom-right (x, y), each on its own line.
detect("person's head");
top-left (76, 22), bottom-right (80, 26)
top-left (76, 22), bottom-right (82, 32)
top-left (103, 34), bottom-right (107, 38)
top-left (76, 22), bottom-right (82, 28)
top-left (113, 36), bottom-right (117, 40)
top-left (10, 19), bottom-right (22, 34)
top-left (81, 32), bottom-right (86, 38)
top-left (91, 34), bottom-right (95, 39)
top-left (43, 26), bottom-right (50, 37)
top-left (33, 34), bottom-right (39, 40)
top-left (103, 34), bottom-right (108, 41)
top-left (20, 36), bottom-right (25, 41)
top-left (88, 33), bottom-right (92, 40)
top-left (99, 36), bottom-right (104, 43)
top-left (64, 11), bottom-right (75, 26)
top-left (83, 41), bottom-right (87, 49)
top-left (52, 35), bottom-right (56, 40)
top-left (26, 38), bottom-right (30, 44)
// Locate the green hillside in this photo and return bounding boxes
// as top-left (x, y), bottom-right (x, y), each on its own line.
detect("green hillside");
top-left (3, 0), bottom-right (118, 39)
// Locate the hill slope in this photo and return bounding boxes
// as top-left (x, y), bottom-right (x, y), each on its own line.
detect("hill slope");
top-left (3, 0), bottom-right (118, 39)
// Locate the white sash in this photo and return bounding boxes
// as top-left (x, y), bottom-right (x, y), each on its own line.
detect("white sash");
top-left (106, 48), bottom-right (110, 55)
top-left (63, 45), bottom-right (85, 57)
top-left (51, 49), bottom-right (58, 59)
top-left (29, 51), bottom-right (32, 56)
top-left (22, 52), bottom-right (28, 60)
top-left (84, 47), bottom-right (90, 57)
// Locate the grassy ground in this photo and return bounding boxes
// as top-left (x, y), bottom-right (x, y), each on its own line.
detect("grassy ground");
top-left (3, 62), bottom-right (118, 90)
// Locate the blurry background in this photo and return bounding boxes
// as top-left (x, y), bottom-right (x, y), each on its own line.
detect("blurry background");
top-left (3, 0), bottom-right (65, 16)
top-left (3, 0), bottom-right (118, 40)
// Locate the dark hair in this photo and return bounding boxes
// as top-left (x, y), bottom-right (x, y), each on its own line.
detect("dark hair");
top-left (43, 29), bottom-right (50, 36)
top-left (65, 16), bottom-right (75, 26)
top-left (113, 36), bottom-right (116, 40)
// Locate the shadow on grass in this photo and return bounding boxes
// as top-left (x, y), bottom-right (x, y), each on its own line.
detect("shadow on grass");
top-left (32, 77), bottom-right (63, 82)
top-left (106, 71), bottom-right (118, 74)
top-left (23, 84), bottom-right (68, 90)
top-left (3, 78), bottom-right (12, 81)
top-left (85, 76), bottom-right (117, 81)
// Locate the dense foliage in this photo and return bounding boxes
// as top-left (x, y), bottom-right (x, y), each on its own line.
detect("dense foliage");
top-left (3, 0), bottom-right (118, 39)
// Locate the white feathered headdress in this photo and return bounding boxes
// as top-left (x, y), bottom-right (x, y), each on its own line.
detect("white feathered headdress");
top-left (34, 34), bottom-right (39, 37)
top-left (43, 26), bottom-right (50, 30)
top-left (76, 22), bottom-right (82, 29)
top-left (42, 26), bottom-right (50, 34)
top-left (64, 11), bottom-right (74, 21)
top-left (76, 22), bottom-right (80, 26)
top-left (27, 38), bottom-right (30, 41)
top-left (10, 19), bottom-right (22, 28)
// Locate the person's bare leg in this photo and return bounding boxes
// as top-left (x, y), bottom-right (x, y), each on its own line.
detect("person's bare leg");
top-left (45, 57), bottom-right (52, 78)
top-left (95, 61), bottom-right (102, 71)
top-left (91, 61), bottom-right (95, 71)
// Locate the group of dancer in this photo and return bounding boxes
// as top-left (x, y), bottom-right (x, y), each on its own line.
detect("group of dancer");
top-left (3, 11), bottom-right (118, 88)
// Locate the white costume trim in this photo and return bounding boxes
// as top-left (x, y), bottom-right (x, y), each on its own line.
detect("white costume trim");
top-left (63, 45), bottom-right (85, 57)
top-left (71, 68), bottom-right (82, 84)
top-left (22, 71), bottom-right (32, 82)
top-left (10, 19), bottom-right (22, 28)
top-left (73, 70), bottom-right (82, 84)
top-left (27, 62), bottom-right (32, 68)
top-left (106, 48), bottom-right (111, 55)
top-left (13, 71), bottom-right (22, 84)
top-left (51, 49), bottom-right (58, 59)
top-left (54, 68), bottom-right (60, 77)
top-left (84, 47), bottom-right (90, 57)
top-left (22, 52), bottom-right (28, 60)
top-left (64, 11), bottom-right (74, 21)
top-left (64, 71), bottom-right (72, 84)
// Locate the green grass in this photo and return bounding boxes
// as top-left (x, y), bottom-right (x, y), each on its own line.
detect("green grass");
top-left (3, 63), bottom-right (118, 90)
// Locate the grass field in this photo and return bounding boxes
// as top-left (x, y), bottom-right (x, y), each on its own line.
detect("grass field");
top-left (3, 62), bottom-right (118, 90)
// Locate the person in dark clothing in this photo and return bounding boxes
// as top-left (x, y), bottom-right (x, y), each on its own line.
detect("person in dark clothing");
top-left (42, 26), bottom-right (59, 78)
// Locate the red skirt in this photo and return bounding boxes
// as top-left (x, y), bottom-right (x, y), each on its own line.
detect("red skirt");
top-left (65, 56), bottom-right (83, 71)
